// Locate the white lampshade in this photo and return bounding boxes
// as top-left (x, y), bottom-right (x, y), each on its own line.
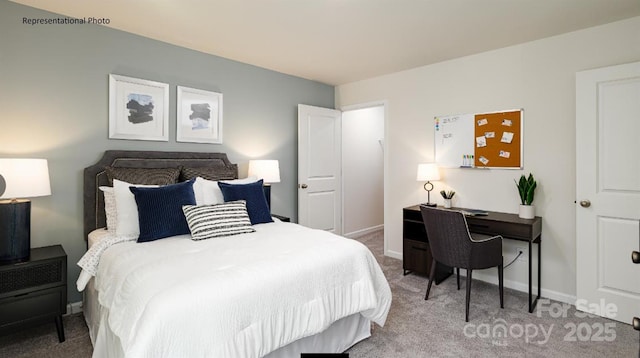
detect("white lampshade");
top-left (416, 163), bottom-right (440, 182)
top-left (0, 159), bottom-right (51, 199)
top-left (248, 160), bottom-right (281, 184)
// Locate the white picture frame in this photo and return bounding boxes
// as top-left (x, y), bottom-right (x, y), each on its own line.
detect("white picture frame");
top-left (176, 86), bottom-right (223, 144)
top-left (108, 74), bottom-right (169, 141)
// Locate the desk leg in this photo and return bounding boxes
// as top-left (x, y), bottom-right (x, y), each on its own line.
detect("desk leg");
top-left (528, 240), bottom-right (533, 312)
top-left (527, 239), bottom-right (542, 313)
top-left (537, 239), bottom-right (542, 308)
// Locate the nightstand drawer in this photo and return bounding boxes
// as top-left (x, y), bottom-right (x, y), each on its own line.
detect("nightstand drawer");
top-left (0, 286), bottom-right (65, 328)
top-left (0, 259), bottom-right (65, 297)
top-left (0, 245), bottom-right (67, 342)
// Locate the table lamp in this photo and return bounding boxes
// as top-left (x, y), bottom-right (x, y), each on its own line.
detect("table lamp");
top-left (0, 159), bottom-right (51, 263)
top-left (248, 160), bottom-right (280, 210)
top-left (416, 163), bottom-right (440, 207)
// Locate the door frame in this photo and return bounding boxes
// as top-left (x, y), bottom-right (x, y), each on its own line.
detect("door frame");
top-left (340, 100), bottom-right (390, 256)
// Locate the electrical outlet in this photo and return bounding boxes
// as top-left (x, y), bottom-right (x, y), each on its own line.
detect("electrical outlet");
top-left (515, 246), bottom-right (528, 263)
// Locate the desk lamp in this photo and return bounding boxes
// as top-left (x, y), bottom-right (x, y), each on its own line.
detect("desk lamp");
top-left (417, 163), bottom-right (440, 207)
top-left (0, 159), bottom-right (51, 263)
top-left (248, 160), bottom-right (280, 210)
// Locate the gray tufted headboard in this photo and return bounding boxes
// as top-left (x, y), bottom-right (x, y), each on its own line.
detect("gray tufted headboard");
top-left (83, 150), bottom-right (238, 239)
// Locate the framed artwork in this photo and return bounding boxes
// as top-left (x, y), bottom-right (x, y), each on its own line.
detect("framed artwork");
top-left (176, 86), bottom-right (223, 144)
top-left (108, 74), bottom-right (169, 141)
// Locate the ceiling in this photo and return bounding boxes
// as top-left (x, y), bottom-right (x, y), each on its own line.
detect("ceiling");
top-left (11, 0), bottom-right (640, 85)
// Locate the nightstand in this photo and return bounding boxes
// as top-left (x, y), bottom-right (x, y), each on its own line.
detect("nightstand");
top-left (272, 214), bottom-right (291, 222)
top-left (0, 245), bottom-right (67, 342)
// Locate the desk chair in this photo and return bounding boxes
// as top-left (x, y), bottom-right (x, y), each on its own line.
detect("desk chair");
top-left (420, 205), bottom-right (504, 322)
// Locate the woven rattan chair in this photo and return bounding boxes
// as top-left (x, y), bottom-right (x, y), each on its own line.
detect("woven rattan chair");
top-left (420, 205), bottom-right (504, 322)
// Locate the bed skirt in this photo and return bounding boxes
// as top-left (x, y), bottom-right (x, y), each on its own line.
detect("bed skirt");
top-left (83, 278), bottom-right (371, 357)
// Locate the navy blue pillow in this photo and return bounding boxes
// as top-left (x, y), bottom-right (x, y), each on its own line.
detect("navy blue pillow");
top-left (218, 179), bottom-right (273, 225)
top-left (130, 179), bottom-right (196, 242)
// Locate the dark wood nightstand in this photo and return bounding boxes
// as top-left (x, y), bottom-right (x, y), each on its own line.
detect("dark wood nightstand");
top-left (272, 214), bottom-right (291, 222)
top-left (0, 245), bottom-right (67, 342)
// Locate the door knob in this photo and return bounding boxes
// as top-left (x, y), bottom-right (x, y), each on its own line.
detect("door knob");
top-left (633, 251), bottom-right (640, 264)
top-left (300, 184), bottom-right (308, 189)
top-left (579, 200), bottom-right (591, 208)
top-left (633, 317), bottom-right (639, 331)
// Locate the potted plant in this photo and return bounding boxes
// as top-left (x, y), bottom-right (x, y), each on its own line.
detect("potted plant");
top-left (515, 173), bottom-right (537, 219)
top-left (440, 190), bottom-right (455, 209)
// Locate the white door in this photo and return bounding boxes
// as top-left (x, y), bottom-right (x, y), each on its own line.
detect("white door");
top-left (298, 104), bottom-right (342, 233)
top-left (576, 61), bottom-right (640, 324)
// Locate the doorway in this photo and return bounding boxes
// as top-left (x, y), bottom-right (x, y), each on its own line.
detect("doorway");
top-left (341, 104), bottom-right (385, 238)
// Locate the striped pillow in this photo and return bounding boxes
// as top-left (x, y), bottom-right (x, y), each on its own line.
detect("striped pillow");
top-left (182, 200), bottom-right (255, 240)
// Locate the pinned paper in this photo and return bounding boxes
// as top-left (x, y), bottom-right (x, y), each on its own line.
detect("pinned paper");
top-left (499, 150), bottom-right (511, 158)
top-left (476, 136), bottom-right (487, 147)
top-left (501, 131), bottom-right (514, 144)
top-left (485, 131), bottom-right (495, 138)
top-left (478, 156), bottom-right (489, 165)
top-left (502, 119), bottom-right (512, 126)
top-left (477, 118), bottom-right (488, 126)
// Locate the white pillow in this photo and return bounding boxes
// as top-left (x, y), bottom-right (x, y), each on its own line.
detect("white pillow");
top-left (193, 176), bottom-right (258, 205)
top-left (222, 176), bottom-right (259, 185)
top-left (113, 179), bottom-right (158, 238)
top-left (99, 186), bottom-right (116, 234)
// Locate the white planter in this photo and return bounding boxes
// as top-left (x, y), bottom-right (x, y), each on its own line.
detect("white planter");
top-left (519, 204), bottom-right (535, 219)
top-left (444, 199), bottom-right (452, 209)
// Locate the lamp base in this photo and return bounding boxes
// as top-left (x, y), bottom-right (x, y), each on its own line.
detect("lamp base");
top-left (423, 202), bottom-right (437, 207)
top-left (0, 200), bottom-right (31, 264)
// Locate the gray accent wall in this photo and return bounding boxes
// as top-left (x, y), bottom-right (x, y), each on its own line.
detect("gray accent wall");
top-left (0, 1), bottom-right (334, 303)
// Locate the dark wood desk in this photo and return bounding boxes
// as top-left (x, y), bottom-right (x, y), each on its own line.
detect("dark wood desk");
top-left (403, 205), bottom-right (542, 313)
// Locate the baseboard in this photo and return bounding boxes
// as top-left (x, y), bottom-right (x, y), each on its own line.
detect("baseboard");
top-left (343, 224), bottom-right (384, 239)
top-left (66, 300), bottom-right (83, 315)
top-left (463, 270), bottom-right (576, 305)
top-left (385, 249), bottom-right (402, 260)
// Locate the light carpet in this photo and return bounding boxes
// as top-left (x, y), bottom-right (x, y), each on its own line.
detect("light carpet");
top-left (0, 230), bottom-right (637, 357)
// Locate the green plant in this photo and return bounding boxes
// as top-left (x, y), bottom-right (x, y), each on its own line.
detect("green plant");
top-left (515, 173), bottom-right (537, 205)
top-left (440, 190), bottom-right (455, 199)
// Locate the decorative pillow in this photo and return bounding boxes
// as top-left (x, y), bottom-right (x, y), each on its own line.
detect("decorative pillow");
top-left (182, 200), bottom-right (255, 240)
top-left (193, 176), bottom-right (259, 205)
top-left (113, 179), bottom-right (158, 238)
top-left (99, 186), bottom-right (116, 233)
top-left (106, 166), bottom-right (180, 185)
top-left (180, 166), bottom-right (236, 181)
top-left (130, 179), bottom-right (196, 243)
top-left (218, 179), bottom-right (273, 225)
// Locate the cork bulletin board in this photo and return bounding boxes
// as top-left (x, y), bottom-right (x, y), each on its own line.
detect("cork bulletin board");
top-left (435, 109), bottom-right (523, 169)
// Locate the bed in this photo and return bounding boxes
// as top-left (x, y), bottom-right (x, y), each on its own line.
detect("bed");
top-left (78, 150), bottom-right (391, 358)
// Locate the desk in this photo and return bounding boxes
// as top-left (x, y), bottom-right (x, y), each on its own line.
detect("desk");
top-left (403, 205), bottom-right (542, 313)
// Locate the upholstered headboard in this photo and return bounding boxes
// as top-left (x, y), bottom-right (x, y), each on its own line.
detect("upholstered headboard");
top-left (83, 150), bottom-right (238, 238)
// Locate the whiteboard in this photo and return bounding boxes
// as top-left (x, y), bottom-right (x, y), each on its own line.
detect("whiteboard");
top-left (434, 114), bottom-right (474, 168)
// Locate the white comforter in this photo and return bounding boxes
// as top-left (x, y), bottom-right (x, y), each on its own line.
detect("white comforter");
top-left (90, 221), bottom-right (391, 358)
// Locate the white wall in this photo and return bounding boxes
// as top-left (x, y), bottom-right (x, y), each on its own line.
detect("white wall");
top-left (335, 16), bottom-right (640, 303)
top-left (342, 106), bottom-right (384, 236)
